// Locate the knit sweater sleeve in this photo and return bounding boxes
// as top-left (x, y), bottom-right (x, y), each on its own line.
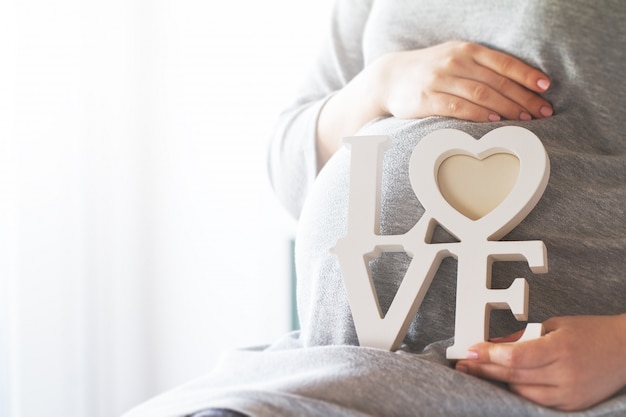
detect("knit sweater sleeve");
top-left (266, 0), bottom-right (373, 219)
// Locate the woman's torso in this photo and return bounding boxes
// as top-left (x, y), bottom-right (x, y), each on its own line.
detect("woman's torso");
top-left (295, 0), bottom-right (626, 351)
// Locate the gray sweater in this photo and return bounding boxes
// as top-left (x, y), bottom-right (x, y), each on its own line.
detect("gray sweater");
top-left (124, 1), bottom-right (626, 416)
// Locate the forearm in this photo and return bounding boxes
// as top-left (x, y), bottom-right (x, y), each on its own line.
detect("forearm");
top-left (268, 99), bottom-right (329, 219)
top-left (315, 59), bottom-right (387, 171)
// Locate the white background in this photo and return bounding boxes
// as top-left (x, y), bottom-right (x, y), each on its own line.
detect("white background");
top-left (0, 0), bottom-right (333, 416)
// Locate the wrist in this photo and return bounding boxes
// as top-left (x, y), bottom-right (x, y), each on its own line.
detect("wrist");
top-left (364, 53), bottom-right (393, 119)
top-left (315, 60), bottom-right (390, 170)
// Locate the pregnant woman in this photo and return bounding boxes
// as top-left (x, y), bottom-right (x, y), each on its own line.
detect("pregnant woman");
top-left (123, 1), bottom-right (626, 416)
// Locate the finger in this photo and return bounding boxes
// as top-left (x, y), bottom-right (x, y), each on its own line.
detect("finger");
top-left (468, 43), bottom-right (551, 93)
top-left (489, 329), bottom-right (525, 343)
top-left (438, 77), bottom-right (537, 121)
top-left (509, 384), bottom-right (565, 409)
top-left (456, 360), bottom-right (556, 386)
top-left (428, 92), bottom-right (502, 122)
top-left (542, 316), bottom-right (566, 333)
top-left (466, 338), bottom-right (557, 369)
top-left (467, 67), bottom-right (553, 119)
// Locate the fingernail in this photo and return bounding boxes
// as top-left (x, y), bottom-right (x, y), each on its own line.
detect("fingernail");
top-left (456, 365), bottom-right (468, 373)
top-left (466, 350), bottom-right (479, 360)
top-left (540, 106), bottom-right (553, 117)
top-left (520, 111), bottom-right (532, 121)
top-left (537, 78), bottom-right (550, 90)
top-left (488, 113), bottom-right (501, 122)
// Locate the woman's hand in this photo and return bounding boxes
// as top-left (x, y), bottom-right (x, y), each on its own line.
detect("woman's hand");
top-left (455, 315), bottom-right (626, 411)
top-left (377, 41), bottom-right (553, 122)
top-left (316, 41), bottom-right (553, 170)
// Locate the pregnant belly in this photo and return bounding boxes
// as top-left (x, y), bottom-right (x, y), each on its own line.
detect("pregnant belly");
top-left (294, 115), bottom-right (626, 349)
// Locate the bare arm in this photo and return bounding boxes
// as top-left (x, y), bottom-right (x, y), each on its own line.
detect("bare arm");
top-left (316, 41), bottom-right (553, 170)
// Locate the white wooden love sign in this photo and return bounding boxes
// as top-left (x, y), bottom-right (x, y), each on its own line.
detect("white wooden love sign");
top-left (332, 126), bottom-right (550, 359)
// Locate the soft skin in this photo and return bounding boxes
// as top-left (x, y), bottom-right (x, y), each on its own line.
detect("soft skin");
top-left (316, 40), bottom-right (553, 170)
top-left (456, 315), bottom-right (626, 411)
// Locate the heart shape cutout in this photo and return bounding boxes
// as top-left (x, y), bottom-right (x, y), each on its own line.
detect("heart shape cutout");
top-left (437, 153), bottom-right (520, 220)
top-left (409, 126), bottom-right (550, 241)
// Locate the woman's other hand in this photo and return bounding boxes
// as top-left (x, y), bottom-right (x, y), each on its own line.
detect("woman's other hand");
top-left (455, 315), bottom-right (626, 411)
